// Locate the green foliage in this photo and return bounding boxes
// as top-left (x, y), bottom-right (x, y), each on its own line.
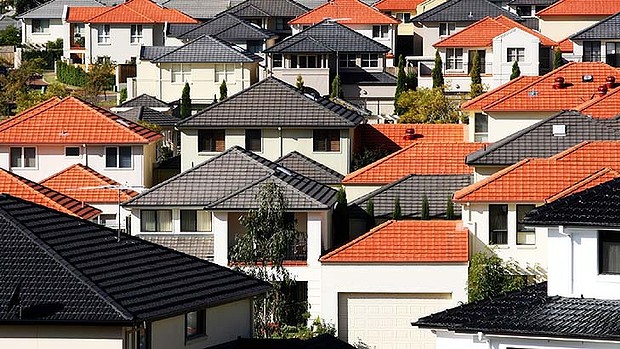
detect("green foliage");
top-left (0, 26), bottom-right (20, 46)
top-left (296, 74), bottom-right (304, 91)
top-left (79, 59), bottom-right (115, 103)
top-left (15, 82), bottom-right (69, 113)
top-left (406, 70), bottom-right (418, 91)
top-left (553, 47), bottom-right (565, 70)
top-left (180, 82), bottom-right (191, 119)
top-left (396, 87), bottom-right (461, 124)
top-left (510, 60), bottom-right (521, 80)
top-left (276, 317), bottom-right (336, 340)
top-left (393, 196), bottom-right (402, 220)
top-left (15, 0), bottom-right (41, 14)
top-left (22, 40), bottom-right (63, 70)
top-left (469, 50), bottom-right (483, 98)
top-left (468, 251), bottom-right (526, 303)
top-left (394, 55), bottom-right (407, 115)
top-left (333, 187), bottom-right (349, 245)
top-left (446, 195), bottom-right (454, 220)
top-left (119, 88), bottom-right (127, 104)
top-left (431, 50), bottom-right (444, 89)
top-left (365, 199), bottom-right (376, 230)
top-left (56, 60), bottom-right (88, 87)
top-left (219, 80), bottom-right (227, 101)
top-left (0, 58), bottom-right (46, 115)
top-left (330, 74), bottom-right (342, 99)
top-left (421, 195), bottom-right (430, 220)
top-left (351, 147), bottom-right (390, 171)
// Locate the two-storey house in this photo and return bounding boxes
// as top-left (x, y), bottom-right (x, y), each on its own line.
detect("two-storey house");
top-left (570, 12), bottom-right (620, 68)
top-left (221, 0), bottom-right (309, 40)
top-left (374, 0), bottom-right (426, 58)
top-left (537, 0), bottom-right (620, 42)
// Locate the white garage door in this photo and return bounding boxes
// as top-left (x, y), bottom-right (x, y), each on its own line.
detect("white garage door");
top-left (338, 293), bottom-right (452, 349)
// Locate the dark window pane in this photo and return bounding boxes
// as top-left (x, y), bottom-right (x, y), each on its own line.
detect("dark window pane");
top-left (313, 130), bottom-right (340, 152)
top-left (10, 147), bottom-right (21, 168)
top-left (105, 147), bottom-right (117, 167)
top-left (489, 204), bottom-right (508, 245)
top-left (245, 129), bottom-right (262, 151)
top-left (65, 147), bottom-right (80, 157)
top-left (600, 231), bottom-right (620, 274)
top-left (119, 146), bottom-right (132, 168)
top-left (180, 210), bottom-right (197, 232)
top-left (474, 113), bottom-right (488, 133)
top-left (198, 130), bottom-right (225, 152)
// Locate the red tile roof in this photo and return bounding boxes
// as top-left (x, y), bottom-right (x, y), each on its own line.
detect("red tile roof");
top-left (289, 0), bottom-right (400, 25)
top-left (574, 85), bottom-right (620, 119)
top-left (41, 164), bottom-right (139, 204)
top-left (67, 0), bottom-right (198, 24)
top-left (374, 0), bottom-right (424, 11)
top-left (356, 123), bottom-right (465, 153)
top-left (0, 96), bottom-right (161, 144)
top-left (343, 142), bottom-right (485, 184)
top-left (320, 220), bottom-right (469, 263)
top-left (0, 168), bottom-right (100, 219)
top-left (536, 0), bottom-right (620, 17)
top-left (434, 16), bottom-right (557, 48)
top-left (461, 76), bottom-right (538, 111)
top-left (558, 37), bottom-right (574, 53)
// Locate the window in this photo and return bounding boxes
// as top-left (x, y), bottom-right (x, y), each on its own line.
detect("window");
top-left (247, 40), bottom-right (262, 53)
top-left (446, 48), bottom-right (463, 70)
top-left (10, 147), bottom-right (36, 168)
top-left (105, 146), bottom-right (132, 168)
top-left (272, 54), bottom-right (283, 68)
top-left (276, 18), bottom-right (292, 31)
top-left (140, 210), bottom-right (172, 232)
top-left (516, 204), bottom-right (536, 245)
top-left (361, 53), bottom-right (379, 68)
top-left (606, 42), bottom-right (620, 67)
top-left (290, 55), bottom-right (321, 68)
top-left (338, 54), bottom-right (357, 68)
top-left (198, 130), bottom-right (225, 152)
top-left (65, 146), bottom-right (80, 157)
top-left (489, 204), bottom-right (508, 245)
top-left (215, 63), bottom-right (235, 82)
top-left (124, 327), bottom-right (146, 349)
top-left (515, 5), bottom-right (533, 17)
top-left (98, 24), bottom-right (110, 44)
top-left (474, 113), bottom-right (488, 142)
top-left (583, 41), bottom-right (601, 62)
top-left (32, 19), bottom-right (49, 33)
top-left (171, 64), bottom-right (191, 83)
top-left (313, 129), bottom-right (340, 152)
top-left (439, 22), bottom-right (456, 36)
top-left (245, 129), bottom-right (262, 152)
top-left (71, 23), bottom-right (85, 47)
top-left (599, 231), bottom-right (620, 274)
top-left (372, 25), bottom-right (389, 38)
top-left (395, 12), bottom-right (411, 22)
top-left (180, 210), bottom-right (212, 232)
top-left (507, 48), bottom-right (525, 62)
top-left (93, 214), bottom-right (118, 229)
top-left (185, 309), bottom-right (206, 340)
top-left (468, 50), bottom-right (486, 74)
top-left (130, 24), bottom-right (143, 44)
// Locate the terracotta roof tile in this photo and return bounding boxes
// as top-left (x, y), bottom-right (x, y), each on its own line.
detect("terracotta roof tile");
top-left (356, 123), bottom-right (465, 153)
top-left (558, 37), bottom-right (574, 53)
top-left (41, 164), bottom-right (139, 204)
top-left (536, 0), bottom-right (620, 17)
top-left (0, 168), bottom-right (100, 219)
top-left (67, 0), bottom-right (198, 24)
top-left (0, 96), bottom-right (161, 144)
top-left (320, 220), bottom-right (469, 263)
top-left (574, 85), bottom-right (620, 119)
top-left (461, 75), bottom-right (538, 111)
top-left (289, 0), bottom-right (400, 25)
top-left (343, 142), bottom-right (485, 184)
top-left (374, 0), bottom-right (424, 11)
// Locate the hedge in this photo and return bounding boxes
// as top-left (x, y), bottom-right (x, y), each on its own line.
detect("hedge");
top-left (56, 60), bottom-right (88, 87)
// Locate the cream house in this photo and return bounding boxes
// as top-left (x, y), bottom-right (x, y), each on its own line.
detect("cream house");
top-left (537, 0), bottom-right (620, 42)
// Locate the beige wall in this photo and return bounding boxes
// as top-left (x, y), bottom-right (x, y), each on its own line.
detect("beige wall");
top-left (0, 325), bottom-right (122, 349)
top-left (539, 17), bottom-right (603, 42)
top-left (472, 111), bottom-right (555, 142)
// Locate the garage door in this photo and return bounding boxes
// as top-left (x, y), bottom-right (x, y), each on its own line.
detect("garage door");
top-left (338, 293), bottom-right (452, 349)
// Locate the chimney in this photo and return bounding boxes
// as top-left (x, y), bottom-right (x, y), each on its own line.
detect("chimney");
top-left (403, 128), bottom-right (416, 140)
top-left (606, 75), bottom-right (616, 89)
top-left (598, 84), bottom-right (608, 97)
top-left (552, 76), bottom-right (565, 89)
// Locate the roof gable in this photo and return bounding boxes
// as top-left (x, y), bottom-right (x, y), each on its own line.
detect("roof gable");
top-left (224, 0), bottom-right (309, 18)
top-left (67, 0), bottom-right (198, 24)
top-left (275, 151), bottom-right (344, 185)
top-left (575, 85), bottom-right (620, 119)
top-left (411, 0), bottom-right (519, 23)
top-left (571, 12), bottom-right (620, 40)
top-left (537, 0), bottom-right (620, 17)
top-left (461, 75), bottom-right (539, 111)
top-left (149, 35), bottom-right (262, 63)
top-left (118, 93), bottom-right (170, 108)
top-left (289, 0), bottom-right (399, 25)
top-left (117, 106), bottom-right (179, 126)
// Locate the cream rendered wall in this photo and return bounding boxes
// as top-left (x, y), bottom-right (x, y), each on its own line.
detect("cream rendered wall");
top-left (343, 84), bottom-right (396, 115)
top-left (486, 111), bottom-right (555, 142)
top-left (473, 165), bottom-right (507, 182)
top-left (539, 17), bottom-right (603, 42)
top-left (492, 28), bottom-right (540, 86)
top-left (412, 22), bottom-right (469, 57)
top-left (343, 185), bottom-right (381, 202)
top-left (416, 0), bottom-right (448, 14)
top-left (94, 203), bottom-right (131, 231)
top-left (22, 18), bottom-right (65, 45)
top-left (272, 67), bottom-right (330, 95)
top-left (88, 24), bottom-right (154, 64)
top-left (0, 325), bottom-right (122, 349)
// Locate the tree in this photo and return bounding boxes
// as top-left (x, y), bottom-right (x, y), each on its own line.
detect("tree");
top-left (219, 80), bottom-right (228, 101)
top-left (229, 182), bottom-right (302, 338)
top-left (0, 26), bottom-right (20, 46)
top-left (296, 74), bottom-right (304, 91)
top-left (469, 50), bottom-right (483, 98)
top-left (333, 187), bottom-right (349, 245)
top-left (510, 60), bottom-right (521, 80)
top-left (431, 50), bottom-right (444, 89)
top-left (468, 251), bottom-right (526, 302)
top-left (394, 55), bottom-right (407, 115)
top-left (330, 74), bottom-right (342, 99)
top-left (406, 70), bottom-right (418, 91)
top-left (365, 199), bottom-right (376, 230)
top-left (0, 58), bottom-right (46, 114)
top-left (180, 82), bottom-right (191, 119)
top-left (80, 59), bottom-right (115, 103)
top-left (15, 82), bottom-right (69, 112)
top-left (421, 195), bottom-right (430, 220)
top-left (446, 195), bottom-right (454, 220)
top-left (119, 88), bottom-right (127, 104)
top-left (392, 196), bottom-right (402, 220)
top-left (396, 88), bottom-right (461, 124)
top-left (553, 47), bottom-right (565, 69)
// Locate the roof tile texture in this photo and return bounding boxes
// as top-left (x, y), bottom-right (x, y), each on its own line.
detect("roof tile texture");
top-left (374, 0), bottom-right (424, 11)
top-left (67, 0), bottom-right (198, 24)
top-left (289, 0), bottom-right (400, 25)
top-left (536, 0), bottom-right (620, 17)
top-left (356, 123), bottom-right (465, 153)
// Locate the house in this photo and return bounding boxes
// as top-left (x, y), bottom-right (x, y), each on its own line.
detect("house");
top-left (461, 61), bottom-right (620, 142)
top-left (113, 93), bottom-right (174, 113)
top-left (414, 175), bottom-right (620, 349)
top-left (160, 0), bottom-right (245, 21)
top-left (263, 21), bottom-right (396, 115)
top-left (422, 15), bottom-right (558, 93)
top-left (537, 0), bottom-right (620, 41)
top-left (570, 12), bottom-right (620, 68)
top-left (16, 0), bottom-right (104, 46)
top-left (0, 96), bottom-right (161, 187)
top-left (122, 146), bottom-right (338, 320)
top-left (320, 219), bottom-right (469, 349)
top-left (0, 193), bottom-right (269, 349)
top-left (132, 35), bottom-right (262, 104)
top-left (116, 106), bottom-right (180, 157)
top-left (275, 151), bottom-right (344, 188)
top-left (288, 0), bottom-right (400, 64)
top-left (176, 77), bottom-right (364, 175)
top-left (506, 0), bottom-right (556, 31)
top-left (374, 0), bottom-right (426, 57)
top-left (64, 0), bottom-right (198, 65)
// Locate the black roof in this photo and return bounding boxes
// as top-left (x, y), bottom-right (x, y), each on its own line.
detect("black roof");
top-left (340, 70), bottom-right (397, 86)
top-left (117, 106), bottom-right (180, 127)
top-left (524, 177), bottom-right (620, 227)
top-left (571, 12), bottom-right (620, 40)
top-left (276, 151), bottom-right (345, 184)
top-left (161, 0), bottom-right (245, 20)
top-left (172, 13), bottom-right (276, 41)
top-left (0, 194), bottom-right (269, 324)
top-left (411, 0), bottom-right (520, 23)
top-left (177, 77), bottom-right (364, 128)
top-left (415, 282), bottom-right (620, 342)
top-left (263, 21), bottom-right (390, 54)
top-left (223, 0), bottom-right (309, 18)
top-left (466, 111), bottom-right (620, 166)
top-left (118, 94), bottom-right (171, 108)
top-left (147, 35), bottom-right (262, 63)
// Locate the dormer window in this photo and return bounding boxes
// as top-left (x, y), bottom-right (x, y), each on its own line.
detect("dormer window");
top-left (599, 230), bottom-right (620, 274)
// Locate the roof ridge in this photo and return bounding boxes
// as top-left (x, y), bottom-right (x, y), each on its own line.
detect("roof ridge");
top-left (453, 158), bottom-right (532, 202)
top-left (119, 93), bottom-right (169, 108)
top-left (575, 84), bottom-right (620, 111)
top-left (351, 173), bottom-right (416, 204)
top-left (320, 220), bottom-right (395, 262)
top-left (546, 167), bottom-right (620, 203)
top-left (342, 142), bottom-right (420, 183)
top-left (17, 0), bottom-right (105, 18)
top-left (0, 195), bottom-right (133, 321)
top-left (39, 163), bottom-right (84, 184)
top-left (0, 97), bottom-right (62, 133)
top-left (461, 75), bottom-right (530, 110)
top-left (290, 0), bottom-right (399, 25)
top-left (276, 151), bottom-right (344, 178)
top-left (433, 16), bottom-right (504, 47)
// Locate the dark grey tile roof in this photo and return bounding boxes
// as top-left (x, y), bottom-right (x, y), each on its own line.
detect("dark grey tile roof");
top-left (571, 12), bottom-right (620, 40)
top-left (140, 46), bottom-right (176, 60)
top-left (149, 35), bottom-right (262, 63)
top-left (118, 93), bottom-right (171, 108)
top-left (466, 111), bottom-right (620, 166)
top-left (415, 282), bottom-right (620, 342)
top-left (264, 21), bottom-right (390, 54)
top-left (351, 174), bottom-right (472, 219)
top-left (411, 0), bottom-right (520, 23)
top-left (174, 13), bottom-right (276, 41)
top-left (524, 177), bottom-right (620, 227)
top-left (123, 146), bottom-right (338, 210)
top-left (177, 77), bottom-right (364, 128)
top-left (117, 106), bottom-right (180, 127)
top-left (168, 23), bottom-right (201, 37)
top-left (0, 16), bottom-right (19, 31)
top-left (223, 0), bottom-right (309, 18)
top-left (162, 0), bottom-right (245, 19)
top-left (0, 194), bottom-right (269, 324)
top-left (340, 70), bottom-right (397, 85)
top-left (509, 0), bottom-right (556, 5)
top-left (138, 234), bottom-right (214, 260)
top-left (276, 151), bottom-right (344, 184)
top-left (17, 0), bottom-right (105, 19)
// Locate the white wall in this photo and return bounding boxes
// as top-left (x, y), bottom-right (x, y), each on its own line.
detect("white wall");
top-left (22, 18), bottom-right (65, 45)
top-left (272, 67), bottom-right (330, 95)
top-left (86, 24), bottom-right (156, 64)
top-left (343, 184), bottom-right (381, 202)
top-left (0, 325), bottom-right (122, 349)
top-left (492, 29), bottom-right (541, 86)
top-left (412, 22), bottom-right (469, 57)
top-left (485, 111), bottom-right (555, 142)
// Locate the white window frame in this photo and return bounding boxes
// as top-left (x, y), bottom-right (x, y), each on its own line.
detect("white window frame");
top-left (439, 22), bottom-right (456, 36)
top-left (395, 12), bottom-right (411, 22)
top-left (474, 113), bottom-right (488, 142)
top-left (338, 54), bottom-right (357, 68)
top-left (171, 63), bottom-right (191, 83)
top-left (507, 48), bottom-right (525, 62)
top-left (372, 25), bottom-right (389, 38)
top-left (32, 19), bottom-right (50, 34)
top-left (360, 53), bottom-right (379, 68)
top-left (64, 146), bottom-right (81, 157)
top-left (272, 54), bottom-right (283, 68)
top-left (105, 146), bottom-right (132, 169)
top-left (10, 146), bottom-right (37, 169)
top-left (180, 210), bottom-right (212, 233)
top-left (130, 24), bottom-right (143, 44)
top-left (98, 24), bottom-right (111, 44)
top-left (214, 63), bottom-right (235, 83)
top-left (140, 209), bottom-right (172, 233)
top-left (446, 48), bottom-right (464, 71)
top-left (290, 55), bottom-right (322, 69)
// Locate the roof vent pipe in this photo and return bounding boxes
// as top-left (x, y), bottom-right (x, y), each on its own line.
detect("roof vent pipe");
top-left (553, 76), bottom-right (565, 89)
top-left (403, 128), bottom-right (416, 140)
top-left (606, 75), bottom-right (616, 89)
top-left (598, 84), bottom-right (608, 97)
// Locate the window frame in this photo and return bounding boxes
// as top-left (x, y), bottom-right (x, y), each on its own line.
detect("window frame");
top-left (372, 25), bottom-right (389, 38)
top-left (516, 204), bottom-right (536, 246)
top-left (245, 129), bottom-right (262, 152)
top-left (198, 129), bottom-right (225, 152)
top-left (507, 48), bottom-right (525, 62)
top-left (180, 210), bottom-right (212, 233)
top-left (10, 146), bottom-right (37, 169)
top-left (395, 12), bottom-right (411, 22)
top-left (140, 209), bottom-right (173, 233)
top-left (290, 55), bottom-right (321, 69)
top-left (599, 230), bottom-right (620, 275)
top-left (361, 53), bottom-right (379, 68)
top-left (489, 204), bottom-right (508, 245)
top-left (171, 63), bottom-right (191, 83)
top-left (65, 146), bottom-right (81, 157)
top-left (185, 309), bottom-right (207, 341)
top-left (474, 113), bottom-right (488, 142)
top-left (215, 63), bottom-right (235, 83)
top-left (445, 48), bottom-right (464, 71)
top-left (105, 146), bottom-right (132, 169)
top-left (130, 24), bottom-right (143, 44)
top-left (32, 19), bottom-right (50, 34)
top-left (338, 53), bottom-right (357, 68)
top-left (313, 129), bottom-right (340, 152)
top-left (439, 22), bottom-right (456, 36)
top-left (272, 54), bottom-right (283, 68)
top-left (98, 24), bottom-right (111, 44)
